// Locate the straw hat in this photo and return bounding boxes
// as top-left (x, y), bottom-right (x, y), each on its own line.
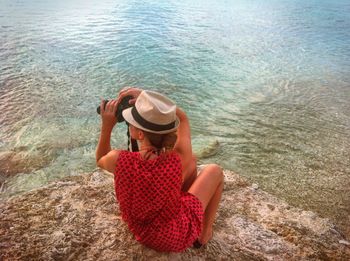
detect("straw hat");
top-left (122, 90), bottom-right (179, 134)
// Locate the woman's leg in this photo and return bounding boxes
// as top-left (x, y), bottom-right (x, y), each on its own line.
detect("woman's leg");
top-left (188, 164), bottom-right (224, 244)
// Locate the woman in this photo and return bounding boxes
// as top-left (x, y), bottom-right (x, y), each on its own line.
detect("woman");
top-left (96, 87), bottom-right (223, 252)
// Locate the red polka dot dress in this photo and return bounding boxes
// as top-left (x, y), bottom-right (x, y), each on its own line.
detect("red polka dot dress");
top-left (114, 150), bottom-right (204, 252)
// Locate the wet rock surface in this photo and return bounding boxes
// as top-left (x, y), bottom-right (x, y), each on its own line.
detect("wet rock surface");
top-left (0, 170), bottom-right (349, 260)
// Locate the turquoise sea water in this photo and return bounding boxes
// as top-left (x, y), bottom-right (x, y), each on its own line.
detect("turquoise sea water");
top-left (1, 0), bottom-right (349, 235)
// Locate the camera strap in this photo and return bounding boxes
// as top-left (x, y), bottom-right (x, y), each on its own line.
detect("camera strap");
top-left (126, 124), bottom-right (139, 152)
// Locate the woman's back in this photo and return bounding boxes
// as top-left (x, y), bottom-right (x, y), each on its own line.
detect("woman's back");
top-left (115, 150), bottom-right (182, 225)
top-left (114, 150), bottom-right (203, 252)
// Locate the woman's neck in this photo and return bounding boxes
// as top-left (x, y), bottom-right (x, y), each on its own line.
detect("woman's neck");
top-left (138, 143), bottom-right (158, 160)
top-left (138, 140), bottom-right (159, 153)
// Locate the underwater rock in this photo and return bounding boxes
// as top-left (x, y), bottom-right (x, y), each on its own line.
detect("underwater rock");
top-left (0, 151), bottom-right (16, 176)
top-left (0, 170), bottom-right (349, 260)
top-left (196, 139), bottom-right (220, 159)
top-left (0, 150), bottom-right (50, 177)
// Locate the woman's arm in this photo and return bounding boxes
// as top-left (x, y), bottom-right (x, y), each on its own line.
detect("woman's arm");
top-left (174, 107), bottom-right (196, 185)
top-left (96, 99), bottom-right (120, 173)
top-left (174, 107), bottom-right (192, 156)
top-left (96, 87), bottom-right (142, 173)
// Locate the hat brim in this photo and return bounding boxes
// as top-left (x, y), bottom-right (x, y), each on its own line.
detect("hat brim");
top-left (122, 107), bottom-right (180, 134)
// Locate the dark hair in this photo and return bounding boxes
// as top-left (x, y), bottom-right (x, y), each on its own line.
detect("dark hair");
top-left (144, 131), bottom-right (177, 151)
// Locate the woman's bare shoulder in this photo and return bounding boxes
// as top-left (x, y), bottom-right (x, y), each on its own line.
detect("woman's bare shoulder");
top-left (97, 149), bottom-right (122, 173)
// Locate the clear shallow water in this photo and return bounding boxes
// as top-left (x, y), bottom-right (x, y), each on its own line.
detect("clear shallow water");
top-left (1, 0), bottom-right (349, 235)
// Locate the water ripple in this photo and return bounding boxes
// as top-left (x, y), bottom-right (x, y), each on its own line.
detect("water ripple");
top-left (1, 0), bottom-right (350, 237)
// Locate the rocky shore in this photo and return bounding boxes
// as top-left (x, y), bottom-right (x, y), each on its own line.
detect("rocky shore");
top-left (1, 170), bottom-right (349, 260)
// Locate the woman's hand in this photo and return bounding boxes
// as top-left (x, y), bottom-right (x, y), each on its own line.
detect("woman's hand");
top-left (100, 99), bottom-right (118, 130)
top-left (117, 86), bottom-right (143, 105)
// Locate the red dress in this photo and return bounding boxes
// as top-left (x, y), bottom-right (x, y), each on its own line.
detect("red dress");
top-left (114, 150), bottom-right (203, 252)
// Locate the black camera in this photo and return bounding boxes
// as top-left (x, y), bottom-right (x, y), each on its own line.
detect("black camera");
top-left (97, 95), bottom-right (139, 152)
top-left (97, 95), bottom-right (133, 122)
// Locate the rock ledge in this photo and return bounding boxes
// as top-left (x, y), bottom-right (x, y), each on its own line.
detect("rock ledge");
top-left (1, 170), bottom-right (349, 260)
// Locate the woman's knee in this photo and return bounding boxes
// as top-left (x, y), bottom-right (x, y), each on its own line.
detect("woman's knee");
top-left (204, 164), bottom-right (224, 182)
top-left (188, 163), bottom-right (223, 209)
